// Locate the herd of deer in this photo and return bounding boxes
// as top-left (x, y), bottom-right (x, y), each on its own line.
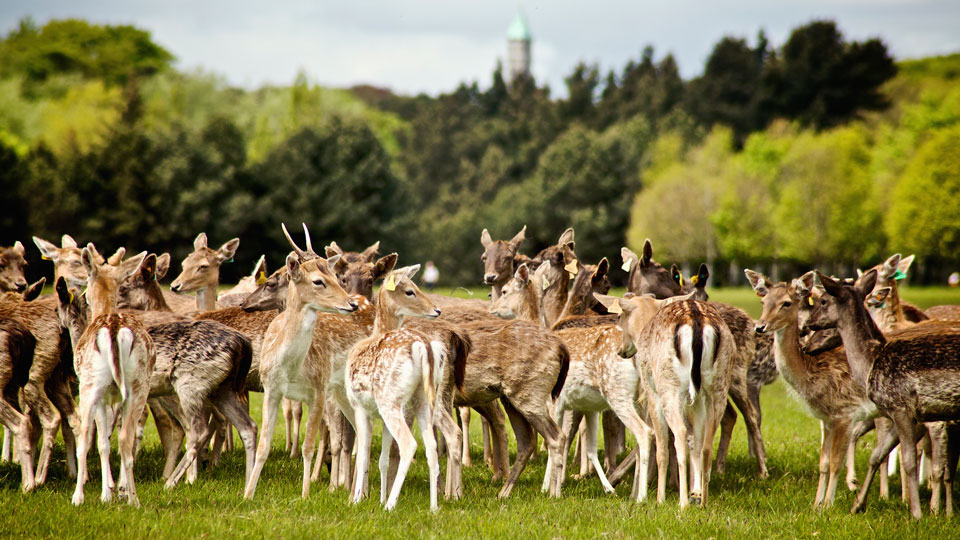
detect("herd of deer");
top-left (1, 224), bottom-right (960, 519)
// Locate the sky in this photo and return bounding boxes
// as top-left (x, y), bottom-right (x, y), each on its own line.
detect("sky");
top-left (2, 1), bottom-right (959, 96)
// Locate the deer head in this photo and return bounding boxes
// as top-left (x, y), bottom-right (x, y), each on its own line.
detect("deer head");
top-left (34, 235), bottom-right (124, 290)
top-left (562, 258), bottom-right (611, 316)
top-left (117, 254), bottom-right (168, 311)
top-left (480, 225), bottom-right (527, 287)
top-left (55, 276), bottom-right (89, 346)
top-left (0, 241), bottom-right (28, 293)
top-left (746, 269), bottom-right (817, 336)
top-left (169, 232), bottom-right (239, 294)
top-left (489, 263), bottom-right (537, 320)
top-left (325, 240), bottom-right (396, 299)
top-left (593, 292), bottom-right (665, 358)
top-left (803, 270), bottom-right (878, 334)
top-left (376, 264), bottom-right (441, 329)
top-left (622, 239), bottom-right (684, 299)
top-left (80, 243), bottom-right (147, 318)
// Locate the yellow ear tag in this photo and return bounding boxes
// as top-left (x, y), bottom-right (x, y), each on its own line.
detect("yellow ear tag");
top-left (384, 273), bottom-right (397, 292)
top-left (41, 255), bottom-right (50, 260)
top-left (256, 271), bottom-right (267, 286)
top-left (622, 259), bottom-right (632, 272)
top-left (677, 274), bottom-right (684, 287)
top-left (608, 299), bottom-right (623, 314)
top-left (808, 296), bottom-right (814, 306)
top-left (564, 260), bottom-right (578, 278)
top-left (541, 274), bottom-right (550, 291)
top-left (691, 275), bottom-right (699, 285)
top-left (68, 291), bottom-right (74, 303)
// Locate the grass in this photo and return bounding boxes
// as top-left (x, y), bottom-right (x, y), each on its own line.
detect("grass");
top-left (4, 287), bottom-right (960, 538)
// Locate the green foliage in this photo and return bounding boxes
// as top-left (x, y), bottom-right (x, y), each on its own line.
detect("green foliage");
top-left (887, 125), bottom-right (960, 257)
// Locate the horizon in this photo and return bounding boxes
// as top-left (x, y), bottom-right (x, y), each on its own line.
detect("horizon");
top-left (2, 1), bottom-right (959, 97)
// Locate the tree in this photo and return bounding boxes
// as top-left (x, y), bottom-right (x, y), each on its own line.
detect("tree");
top-left (561, 62), bottom-right (599, 126)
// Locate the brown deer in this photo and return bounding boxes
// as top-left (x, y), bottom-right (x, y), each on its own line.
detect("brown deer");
top-left (0, 316), bottom-right (36, 491)
top-left (242, 227), bottom-right (360, 500)
top-left (807, 268), bottom-right (960, 518)
top-left (56, 244), bottom-right (155, 506)
top-left (480, 226), bottom-right (527, 301)
top-left (746, 269), bottom-right (877, 507)
top-left (346, 265), bottom-right (469, 511)
top-left (622, 298), bottom-right (734, 508)
top-left (169, 232), bottom-right (240, 312)
top-left (529, 228), bottom-right (577, 329)
top-left (0, 242), bottom-right (28, 293)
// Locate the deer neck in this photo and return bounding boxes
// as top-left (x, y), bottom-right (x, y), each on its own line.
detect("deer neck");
top-left (148, 281), bottom-right (172, 312)
top-left (872, 282), bottom-right (909, 333)
top-left (770, 317), bottom-right (812, 385)
top-left (196, 282), bottom-right (218, 311)
top-left (372, 298), bottom-right (403, 336)
top-left (280, 286), bottom-right (320, 345)
top-left (516, 284), bottom-right (540, 323)
top-left (834, 300), bottom-right (885, 391)
top-left (540, 273), bottom-right (569, 328)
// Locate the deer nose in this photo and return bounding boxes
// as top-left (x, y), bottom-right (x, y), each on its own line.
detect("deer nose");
top-left (483, 273), bottom-right (497, 284)
top-left (433, 308), bottom-right (442, 317)
top-left (754, 323), bottom-right (766, 334)
top-left (14, 281), bottom-right (26, 292)
top-left (170, 283), bottom-right (181, 293)
top-left (349, 300), bottom-right (359, 311)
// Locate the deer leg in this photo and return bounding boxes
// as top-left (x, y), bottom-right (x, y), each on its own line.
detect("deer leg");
top-left (290, 400), bottom-right (303, 459)
top-left (0, 397), bottom-right (34, 491)
top-left (326, 407), bottom-right (344, 490)
top-left (663, 402), bottom-right (689, 509)
top-left (585, 412), bottom-right (615, 493)
top-left (25, 379), bottom-right (61, 485)
top-left (919, 431), bottom-right (932, 488)
top-left (847, 418), bottom-right (874, 491)
top-left (574, 415), bottom-right (590, 477)
top-left (434, 384), bottom-right (463, 500)
top-left (608, 395), bottom-right (652, 502)
top-left (213, 388), bottom-right (257, 486)
top-left (165, 397), bottom-right (211, 488)
top-left (512, 398), bottom-right (565, 498)
top-left (416, 401), bottom-right (441, 512)
top-left (730, 386), bottom-right (768, 478)
top-left (891, 414), bottom-right (924, 520)
top-left (93, 403), bottom-right (116, 503)
top-left (457, 407), bottom-right (472, 467)
top-left (825, 419), bottom-right (851, 508)
top-left (850, 418), bottom-right (901, 514)
top-left (602, 410), bottom-right (626, 474)
top-left (118, 388), bottom-right (147, 507)
top-left (301, 395), bottom-right (326, 499)
top-left (349, 407), bottom-right (373, 505)
top-left (813, 421), bottom-right (834, 508)
top-left (149, 399), bottom-right (183, 480)
top-left (498, 401), bottom-right (536, 499)
top-left (556, 410), bottom-right (581, 488)
top-left (47, 376), bottom-right (79, 479)
top-left (944, 423), bottom-right (960, 517)
top-left (474, 401), bottom-right (509, 481)
top-left (243, 389), bottom-right (282, 500)
top-left (715, 402), bottom-right (737, 476)
top-left (926, 423), bottom-right (945, 515)
top-left (1, 427), bottom-right (9, 462)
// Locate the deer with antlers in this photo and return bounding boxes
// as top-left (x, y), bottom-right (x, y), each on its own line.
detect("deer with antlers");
top-left (55, 244), bottom-right (155, 506)
top-left (242, 225), bottom-right (360, 500)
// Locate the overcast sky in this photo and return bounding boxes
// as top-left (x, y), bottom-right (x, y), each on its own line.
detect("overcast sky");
top-left (3, 1), bottom-right (959, 96)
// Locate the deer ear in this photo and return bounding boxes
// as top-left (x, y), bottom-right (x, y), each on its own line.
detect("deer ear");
top-left (593, 258), bottom-right (609, 282)
top-left (558, 227), bottom-right (575, 250)
top-left (360, 241), bottom-right (381, 262)
top-left (593, 293), bottom-right (620, 312)
top-left (33, 236), bottom-right (60, 262)
top-left (403, 264), bottom-right (421, 281)
top-left (106, 247), bottom-right (125, 266)
top-left (286, 253), bottom-right (302, 282)
top-left (869, 287), bottom-right (892, 306)
top-left (217, 238), bottom-right (240, 262)
top-left (744, 269), bottom-right (771, 297)
top-left (12, 241), bottom-right (24, 256)
top-left (881, 253), bottom-right (902, 279)
top-left (61, 234), bottom-right (78, 249)
top-left (670, 264), bottom-right (683, 287)
top-left (695, 264), bottom-right (709, 287)
top-left (193, 232), bottom-right (208, 251)
top-left (374, 253), bottom-right (398, 279)
top-left (856, 268), bottom-right (878, 298)
top-left (817, 271), bottom-right (844, 298)
top-left (23, 277), bottom-right (45, 301)
top-left (621, 247), bottom-right (638, 273)
top-left (119, 251), bottom-right (148, 281)
top-left (325, 241), bottom-right (344, 259)
top-left (156, 253), bottom-right (171, 279)
top-left (509, 225), bottom-right (526, 250)
top-left (251, 255), bottom-right (267, 279)
top-left (81, 246), bottom-right (98, 278)
top-left (480, 229), bottom-right (493, 248)
top-left (324, 254), bottom-right (342, 272)
top-left (139, 254), bottom-right (158, 280)
top-left (55, 277), bottom-right (72, 305)
top-left (641, 239), bottom-right (653, 266)
top-left (515, 263), bottom-right (530, 284)
top-left (898, 255), bottom-right (915, 276)
top-left (797, 271), bottom-right (816, 296)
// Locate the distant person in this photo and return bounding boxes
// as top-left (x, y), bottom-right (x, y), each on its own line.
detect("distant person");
top-left (423, 261), bottom-right (439, 291)
top-left (950, 272), bottom-right (959, 288)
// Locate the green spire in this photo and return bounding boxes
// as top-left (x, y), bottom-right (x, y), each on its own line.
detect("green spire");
top-left (507, 12), bottom-right (531, 41)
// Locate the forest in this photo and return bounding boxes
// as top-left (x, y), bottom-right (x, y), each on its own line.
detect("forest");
top-left (1, 17), bottom-right (957, 285)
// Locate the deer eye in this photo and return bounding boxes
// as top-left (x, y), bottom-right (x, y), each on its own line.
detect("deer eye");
top-left (199, 264), bottom-right (209, 271)
top-left (313, 279), bottom-right (325, 287)
top-left (781, 301), bottom-right (792, 309)
top-left (405, 289), bottom-right (415, 297)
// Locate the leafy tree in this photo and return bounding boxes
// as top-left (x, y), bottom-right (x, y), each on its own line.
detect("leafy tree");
top-left (561, 62), bottom-right (599, 126)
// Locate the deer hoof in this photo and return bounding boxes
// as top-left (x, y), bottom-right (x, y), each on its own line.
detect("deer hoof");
top-left (690, 492), bottom-right (702, 506)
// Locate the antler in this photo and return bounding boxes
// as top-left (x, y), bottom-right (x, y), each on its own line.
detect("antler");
top-left (302, 223), bottom-right (314, 255)
top-left (282, 223), bottom-right (308, 260)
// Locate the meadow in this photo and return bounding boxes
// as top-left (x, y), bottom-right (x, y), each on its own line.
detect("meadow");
top-left (2, 286), bottom-right (960, 539)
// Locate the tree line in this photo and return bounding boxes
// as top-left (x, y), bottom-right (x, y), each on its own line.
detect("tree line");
top-left (3, 17), bottom-right (955, 286)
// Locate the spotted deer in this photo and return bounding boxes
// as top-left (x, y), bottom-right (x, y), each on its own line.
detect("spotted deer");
top-left (56, 244), bottom-right (155, 506)
top-left (746, 269), bottom-right (876, 507)
top-left (346, 265), bottom-right (469, 511)
top-left (0, 316), bottom-right (36, 491)
top-left (169, 232), bottom-right (240, 312)
top-left (622, 299), bottom-right (734, 508)
top-left (243, 227), bottom-right (360, 500)
top-left (624, 240), bottom-right (769, 478)
top-left (807, 269), bottom-right (960, 519)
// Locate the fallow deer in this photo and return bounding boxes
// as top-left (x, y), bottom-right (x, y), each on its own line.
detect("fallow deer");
top-left (169, 232), bottom-right (240, 312)
top-left (746, 269), bottom-right (876, 507)
top-left (346, 265), bottom-right (469, 511)
top-left (0, 242), bottom-right (28, 293)
top-left (622, 298), bottom-right (734, 507)
top-left (480, 226), bottom-right (527, 301)
top-left (808, 269), bottom-right (960, 519)
top-left (625, 240), bottom-right (769, 478)
top-left (0, 316), bottom-right (36, 491)
top-left (56, 244), bottom-right (155, 506)
top-left (242, 229), bottom-right (360, 500)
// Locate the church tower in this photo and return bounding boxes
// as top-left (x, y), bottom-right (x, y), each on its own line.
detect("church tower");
top-left (506, 12), bottom-right (531, 81)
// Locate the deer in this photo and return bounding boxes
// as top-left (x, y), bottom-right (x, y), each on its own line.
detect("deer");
top-left (746, 269), bottom-right (879, 507)
top-left (169, 232), bottom-right (240, 312)
top-left (0, 316), bottom-right (36, 491)
top-left (346, 264), bottom-right (470, 511)
top-left (621, 298), bottom-right (734, 507)
top-left (217, 255), bottom-right (268, 308)
top-left (0, 241), bottom-right (29, 463)
top-left (242, 225), bottom-right (361, 501)
top-left (480, 226), bottom-right (527, 301)
top-left (806, 268), bottom-right (960, 519)
top-left (112, 254), bottom-right (260, 486)
top-left (623, 239), bottom-right (769, 479)
top-left (55, 244), bottom-right (155, 506)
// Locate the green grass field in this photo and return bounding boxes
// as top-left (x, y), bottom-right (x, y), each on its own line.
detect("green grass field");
top-left (3, 287), bottom-right (960, 538)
